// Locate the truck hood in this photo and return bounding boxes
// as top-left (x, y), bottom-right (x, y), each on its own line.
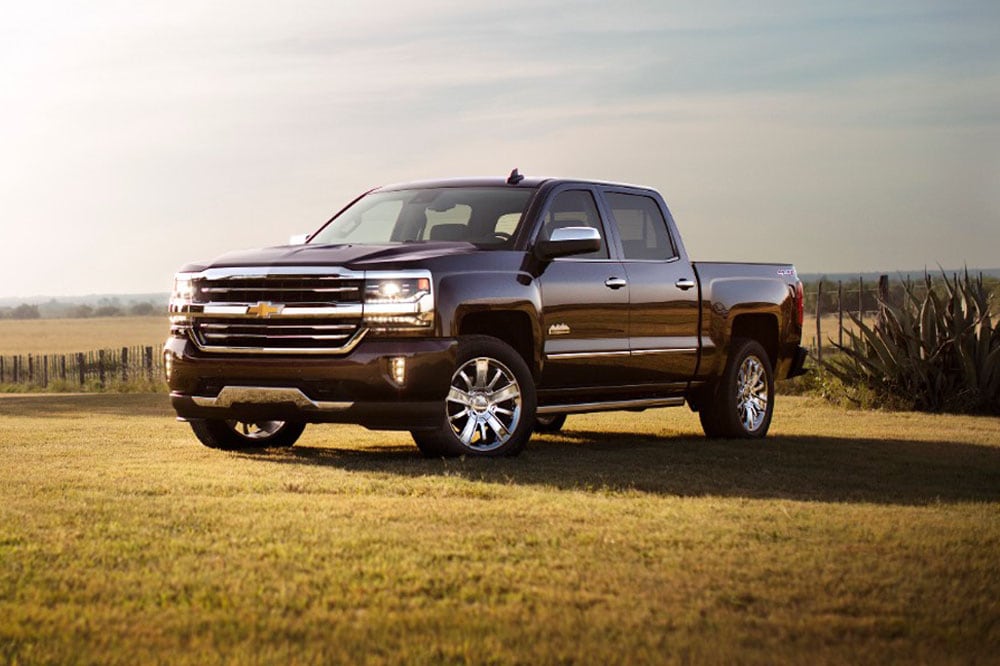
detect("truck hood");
top-left (187, 242), bottom-right (479, 272)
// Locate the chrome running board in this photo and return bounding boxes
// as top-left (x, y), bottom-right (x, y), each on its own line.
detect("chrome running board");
top-left (536, 396), bottom-right (684, 415)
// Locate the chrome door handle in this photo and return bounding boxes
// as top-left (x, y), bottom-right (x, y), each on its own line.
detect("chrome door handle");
top-left (604, 277), bottom-right (627, 289)
top-left (675, 278), bottom-right (696, 290)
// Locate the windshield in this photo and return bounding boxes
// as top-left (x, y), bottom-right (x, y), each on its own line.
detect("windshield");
top-left (309, 187), bottom-right (536, 248)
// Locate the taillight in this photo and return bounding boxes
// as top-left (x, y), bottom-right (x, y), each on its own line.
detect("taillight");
top-left (795, 280), bottom-right (804, 327)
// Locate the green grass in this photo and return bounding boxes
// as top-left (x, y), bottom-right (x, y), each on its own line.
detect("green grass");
top-left (1, 395), bottom-right (998, 664)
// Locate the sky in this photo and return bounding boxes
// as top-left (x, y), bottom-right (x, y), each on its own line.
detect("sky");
top-left (1, 0), bottom-right (998, 298)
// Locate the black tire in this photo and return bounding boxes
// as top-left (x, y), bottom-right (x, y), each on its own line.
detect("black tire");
top-left (533, 414), bottom-right (567, 433)
top-left (698, 338), bottom-right (774, 439)
top-left (189, 419), bottom-right (305, 450)
top-left (411, 335), bottom-right (536, 457)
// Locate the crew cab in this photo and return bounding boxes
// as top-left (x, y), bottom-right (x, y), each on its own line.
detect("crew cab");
top-left (166, 171), bottom-right (807, 456)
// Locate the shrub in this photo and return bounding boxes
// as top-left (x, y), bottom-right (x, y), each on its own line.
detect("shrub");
top-left (824, 270), bottom-right (1000, 414)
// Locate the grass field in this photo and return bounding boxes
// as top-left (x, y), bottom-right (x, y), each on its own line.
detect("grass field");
top-left (0, 316), bottom-right (167, 354)
top-left (1, 394), bottom-right (998, 664)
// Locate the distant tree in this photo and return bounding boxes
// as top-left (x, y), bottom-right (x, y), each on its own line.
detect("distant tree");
top-left (95, 305), bottom-right (122, 317)
top-left (11, 304), bottom-right (41, 319)
top-left (129, 301), bottom-right (156, 316)
top-left (71, 304), bottom-right (94, 318)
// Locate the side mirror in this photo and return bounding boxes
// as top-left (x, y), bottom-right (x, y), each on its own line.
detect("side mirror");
top-left (534, 227), bottom-right (602, 261)
top-left (288, 233), bottom-right (310, 245)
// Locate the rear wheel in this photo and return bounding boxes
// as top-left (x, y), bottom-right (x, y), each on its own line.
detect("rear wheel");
top-left (412, 335), bottom-right (536, 457)
top-left (190, 419), bottom-right (305, 450)
top-left (699, 338), bottom-right (774, 439)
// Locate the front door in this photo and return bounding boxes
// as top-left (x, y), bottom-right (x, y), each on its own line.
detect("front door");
top-left (536, 189), bottom-right (631, 390)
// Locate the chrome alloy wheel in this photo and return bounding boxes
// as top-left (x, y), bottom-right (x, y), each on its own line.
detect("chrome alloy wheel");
top-left (446, 356), bottom-right (522, 452)
top-left (224, 420), bottom-right (286, 440)
top-left (736, 355), bottom-right (768, 433)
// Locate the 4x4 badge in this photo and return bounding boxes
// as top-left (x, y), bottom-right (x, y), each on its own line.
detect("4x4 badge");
top-left (247, 302), bottom-right (282, 318)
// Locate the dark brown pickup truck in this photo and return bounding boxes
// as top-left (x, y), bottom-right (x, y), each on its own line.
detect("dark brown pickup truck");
top-left (165, 171), bottom-right (807, 456)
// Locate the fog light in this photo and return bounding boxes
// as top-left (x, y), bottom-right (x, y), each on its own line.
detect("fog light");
top-left (164, 352), bottom-right (173, 382)
top-left (389, 357), bottom-right (406, 386)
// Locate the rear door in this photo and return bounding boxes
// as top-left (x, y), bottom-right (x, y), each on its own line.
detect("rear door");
top-left (535, 187), bottom-right (632, 389)
top-left (600, 188), bottom-right (700, 387)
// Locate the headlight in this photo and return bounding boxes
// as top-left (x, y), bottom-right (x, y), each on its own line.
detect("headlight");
top-left (169, 274), bottom-right (198, 335)
top-left (172, 276), bottom-right (195, 302)
top-left (364, 277), bottom-right (431, 304)
top-left (363, 272), bottom-right (434, 333)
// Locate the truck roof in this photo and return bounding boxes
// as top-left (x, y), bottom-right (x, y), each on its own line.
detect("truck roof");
top-left (376, 175), bottom-right (653, 192)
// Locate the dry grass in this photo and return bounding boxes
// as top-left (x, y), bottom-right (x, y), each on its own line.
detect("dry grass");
top-left (801, 314), bottom-right (866, 350)
top-left (0, 316), bottom-right (167, 355)
top-left (1, 394), bottom-right (998, 664)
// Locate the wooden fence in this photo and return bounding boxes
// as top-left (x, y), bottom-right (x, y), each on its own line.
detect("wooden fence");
top-left (806, 275), bottom-right (897, 361)
top-left (0, 346), bottom-right (163, 388)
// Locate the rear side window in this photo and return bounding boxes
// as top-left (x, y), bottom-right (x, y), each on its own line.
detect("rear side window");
top-left (605, 192), bottom-right (676, 261)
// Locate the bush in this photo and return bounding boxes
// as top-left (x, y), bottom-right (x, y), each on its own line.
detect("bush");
top-left (824, 270), bottom-right (1000, 414)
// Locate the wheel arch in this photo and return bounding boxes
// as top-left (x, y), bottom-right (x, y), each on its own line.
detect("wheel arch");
top-left (731, 313), bottom-right (779, 368)
top-left (456, 309), bottom-right (538, 378)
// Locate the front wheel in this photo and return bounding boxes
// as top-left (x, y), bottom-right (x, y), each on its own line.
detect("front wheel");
top-left (190, 419), bottom-right (305, 450)
top-left (699, 338), bottom-right (774, 439)
top-left (412, 336), bottom-right (536, 457)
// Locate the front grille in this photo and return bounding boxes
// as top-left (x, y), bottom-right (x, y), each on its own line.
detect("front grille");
top-left (192, 318), bottom-right (363, 351)
top-left (193, 276), bottom-right (363, 305)
top-left (183, 272), bottom-right (366, 354)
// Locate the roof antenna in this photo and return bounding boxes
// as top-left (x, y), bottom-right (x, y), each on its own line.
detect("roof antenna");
top-left (507, 168), bottom-right (525, 185)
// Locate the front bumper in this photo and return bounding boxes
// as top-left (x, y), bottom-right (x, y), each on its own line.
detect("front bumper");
top-left (164, 335), bottom-right (457, 430)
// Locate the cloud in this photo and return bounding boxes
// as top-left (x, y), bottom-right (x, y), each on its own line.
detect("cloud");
top-left (0, 0), bottom-right (998, 296)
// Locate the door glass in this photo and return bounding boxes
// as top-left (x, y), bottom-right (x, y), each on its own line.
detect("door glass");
top-left (605, 193), bottom-right (676, 260)
top-left (540, 190), bottom-right (608, 259)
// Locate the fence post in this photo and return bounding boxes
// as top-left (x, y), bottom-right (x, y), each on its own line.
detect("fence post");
top-left (28, 354), bottom-right (34, 386)
top-left (858, 276), bottom-right (864, 325)
top-left (61, 355), bottom-right (67, 382)
top-left (122, 346), bottom-right (129, 383)
top-left (14, 356), bottom-right (20, 384)
top-left (99, 350), bottom-right (106, 388)
top-left (0, 356), bottom-right (4, 383)
top-left (837, 280), bottom-right (844, 348)
top-left (815, 280), bottom-right (824, 362)
top-left (876, 274), bottom-right (889, 329)
top-left (145, 347), bottom-right (153, 380)
top-left (78, 352), bottom-right (85, 386)
top-left (42, 355), bottom-right (48, 388)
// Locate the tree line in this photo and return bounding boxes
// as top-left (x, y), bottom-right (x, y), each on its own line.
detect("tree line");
top-left (0, 301), bottom-right (161, 320)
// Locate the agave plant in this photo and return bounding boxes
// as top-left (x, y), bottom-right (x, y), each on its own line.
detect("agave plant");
top-left (824, 270), bottom-right (1000, 414)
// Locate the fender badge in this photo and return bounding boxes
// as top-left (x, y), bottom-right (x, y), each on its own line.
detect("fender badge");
top-left (548, 323), bottom-right (571, 336)
top-left (247, 302), bottom-right (282, 318)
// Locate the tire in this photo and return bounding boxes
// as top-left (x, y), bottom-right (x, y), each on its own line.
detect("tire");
top-left (698, 338), bottom-right (774, 439)
top-left (411, 335), bottom-right (536, 457)
top-left (189, 419), bottom-right (305, 450)
top-left (533, 413), bottom-right (567, 433)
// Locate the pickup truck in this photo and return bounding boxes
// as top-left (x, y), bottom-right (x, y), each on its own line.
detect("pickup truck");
top-left (166, 171), bottom-right (807, 456)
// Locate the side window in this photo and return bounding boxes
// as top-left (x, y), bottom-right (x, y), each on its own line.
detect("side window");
top-left (605, 192), bottom-right (676, 261)
top-left (540, 190), bottom-right (609, 259)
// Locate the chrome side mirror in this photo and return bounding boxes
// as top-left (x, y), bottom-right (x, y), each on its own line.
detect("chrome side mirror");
top-left (534, 226), bottom-right (602, 260)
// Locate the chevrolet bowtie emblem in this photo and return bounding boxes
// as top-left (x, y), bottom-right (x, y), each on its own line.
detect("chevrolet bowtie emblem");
top-left (247, 301), bottom-right (282, 318)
